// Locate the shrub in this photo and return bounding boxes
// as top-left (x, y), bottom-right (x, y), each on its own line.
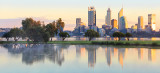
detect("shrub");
top-left (125, 42), bottom-right (131, 45)
top-left (135, 42), bottom-right (140, 45)
top-left (115, 42), bottom-right (124, 45)
top-left (152, 42), bottom-right (158, 46)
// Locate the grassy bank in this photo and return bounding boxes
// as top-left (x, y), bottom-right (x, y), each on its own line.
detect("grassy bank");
top-left (0, 41), bottom-right (92, 44)
top-left (92, 41), bottom-right (160, 46)
top-left (1, 41), bottom-right (160, 46)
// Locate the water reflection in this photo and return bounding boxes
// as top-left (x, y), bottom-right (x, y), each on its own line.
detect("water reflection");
top-left (1, 44), bottom-right (160, 69)
top-left (148, 49), bottom-right (156, 62)
top-left (138, 48), bottom-right (143, 60)
top-left (2, 44), bottom-right (69, 66)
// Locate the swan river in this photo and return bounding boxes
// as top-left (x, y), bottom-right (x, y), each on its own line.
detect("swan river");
top-left (0, 44), bottom-right (160, 73)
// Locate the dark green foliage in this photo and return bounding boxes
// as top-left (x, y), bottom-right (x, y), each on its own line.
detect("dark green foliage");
top-left (27, 26), bottom-right (50, 42)
top-left (43, 32), bottom-right (50, 43)
top-left (2, 32), bottom-right (11, 41)
top-left (85, 30), bottom-right (100, 41)
top-left (135, 42), bottom-right (140, 45)
top-left (112, 32), bottom-right (125, 41)
top-left (59, 32), bottom-right (70, 41)
top-left (115, 42), bottom-right (124, 45)
top-left (22, 18), bottom-right (41, 32)
top-left (45, 21), bottom-right (56, 41)
top-left (22, 18), bottom-right (52, 42)
top-left (125, 42), bottom-right (131, 45)
top-left (107, 41), bottom-right (115, 45)
top-left (9, 28), bottom-right (25, 42)
top-left (152, 42), bottom-right (158, 46)
top-left (22, 18), bottom-right (65, 42)
top-left (125, 33), bottom-right (132, 41)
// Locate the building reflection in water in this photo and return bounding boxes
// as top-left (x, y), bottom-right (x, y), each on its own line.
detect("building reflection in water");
top-left (105, 48), bottom-right (111, 66)
top-left (118, 48), bottom-right (126, 68)
top-left (148, 49), bottom-right (156, 62)
top-left (88, 48), bottom-right (96, 68)
top-left (138, 48), bottom-right (143, 60)
top-left (76, 45), bottom-right (86, 57)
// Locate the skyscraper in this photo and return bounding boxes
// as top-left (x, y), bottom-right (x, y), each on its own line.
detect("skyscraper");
top-left (88, 6), bottom-right (96, 27)
top-left (118, 8), bottom-right (123, 29)
top-left (105, 8), bottom-right (111, 25)
top-left (148, 14), bottom-right (156, 30)
top-left (111, 19), bottom-right (118, 29)
top-left (119, 16), bottom-right (128, 30)
top-left (76, 18), bottom-right (81, 27)
top-left (138, 16), bottom-right (144, 30)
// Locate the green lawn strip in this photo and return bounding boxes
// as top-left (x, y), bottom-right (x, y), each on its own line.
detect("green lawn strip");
top-left (1, 41), bottom-right (160, 46)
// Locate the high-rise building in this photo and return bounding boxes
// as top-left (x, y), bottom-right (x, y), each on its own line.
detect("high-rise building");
top-left (105, 8), bottom-right (111, 25)
top-left (111, 19), bottom-right (118, 29)
top-left (119, 16), bottom-right (128, 30)
top-left (76, 18), bottom-right (81, 27)
top-left (118, 8), bottom-right (123, 29)
top-left (88, 6), bottom-right (96, 27)
top-left (148, 14), bottom-right (156, 30)
top-left (138, 16), bottom-right (144, 30)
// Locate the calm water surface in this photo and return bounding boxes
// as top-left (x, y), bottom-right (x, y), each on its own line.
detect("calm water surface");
top-left (0, 44), bottom-right (160, 73)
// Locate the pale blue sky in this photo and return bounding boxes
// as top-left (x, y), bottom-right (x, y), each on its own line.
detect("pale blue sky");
top-left (0, 0), bottom-right (160, 30)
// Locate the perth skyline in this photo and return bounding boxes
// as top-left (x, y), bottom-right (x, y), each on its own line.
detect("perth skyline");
top-left (0, 0), bottom-right (160, 31)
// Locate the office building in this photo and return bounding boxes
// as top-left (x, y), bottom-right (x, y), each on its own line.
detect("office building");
top-left (148, 14), bottom-right (156, 31)
top-left (111, 19), bottom-right (118, 29)
top-left (76, 18), bottom-right (81, 27)
top-left (88, 7), bottom-right (96, 27)
top-left (119, 16), bottom-right (128, 30)
top-left (105, 8), bottom-right (111, 25)
top-left (118, 8), bottom-right (123, 29)
top-left (138, 16), bottom-right (144, 31)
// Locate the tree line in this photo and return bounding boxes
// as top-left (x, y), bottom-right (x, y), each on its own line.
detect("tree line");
top-left (2, 18), bottom-right (70, 42)
top-left (84, 30), bottom-right (132, 41)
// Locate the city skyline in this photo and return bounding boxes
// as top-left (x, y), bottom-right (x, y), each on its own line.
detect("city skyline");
top-left (0, 0), bottom-right (160, 31)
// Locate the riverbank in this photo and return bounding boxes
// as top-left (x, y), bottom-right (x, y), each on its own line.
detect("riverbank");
top-left (1, 41), bottom-right (160, 46)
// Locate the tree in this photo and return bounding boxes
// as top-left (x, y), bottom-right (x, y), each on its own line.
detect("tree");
top-left (22, 18), bottom-right (51, 42)
top-left (43, 32), bottom-right (50, 43)
top-left (10, 28), bottom-right (25, 42)
top-left (59, 32), bottom-right (70, 41)
top-left (85, 30), bottom-right (100, 41)
top-left (56, 18), bottom-right (65, 32)
top-left (112, 32), bottom-right (125, 41)
top-left (2, 32), bottom-right (11, 41)
top-left (27, 26), bottom-right (50, 42)
top-left (125, 33), bottom-right (132, 41)
top-left (45, 21), bottom-right (56, 41)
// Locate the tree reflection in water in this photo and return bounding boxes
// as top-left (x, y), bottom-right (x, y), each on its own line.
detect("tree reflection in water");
top-left (2, 44), bottom-right (69, 66)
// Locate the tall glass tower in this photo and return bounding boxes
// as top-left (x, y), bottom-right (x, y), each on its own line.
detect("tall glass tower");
top-left (119, 16), bottom-right (128, 30)
top-left (118, 8), bottom-right (123, 29)
top-left (88, 7), bottom-right (96, 27)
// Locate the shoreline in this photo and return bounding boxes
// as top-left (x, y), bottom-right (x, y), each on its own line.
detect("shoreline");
top-left (1, 41), bottom-right (160, 46)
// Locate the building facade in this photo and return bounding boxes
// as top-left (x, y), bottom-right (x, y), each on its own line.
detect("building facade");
top-left (138, 16), bottom-right (144, 31)
top-left (118, 8), bottom-right (123, 29)
top-left (105, 8), bottom-right (111, 26)
top-left (88, 7), bottom-right (96, 27)
top-left (111, 19), bottom-right (118, 29)
top-left (76, 18), bottom-right (81, 27)
top-left (119, 16), bottom-right (128, 30)
top-left (148, 14), bottom-right (156, 31)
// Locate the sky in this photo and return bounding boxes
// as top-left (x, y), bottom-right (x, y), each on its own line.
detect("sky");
top-left (0, 0), bottom-right (160, 31)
